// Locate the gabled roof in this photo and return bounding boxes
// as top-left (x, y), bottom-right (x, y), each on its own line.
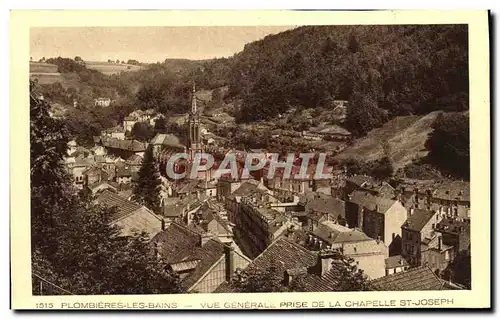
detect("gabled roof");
top-left (349, 190), bottom-right (397, 213)
top-left (248, 237), bottom-right (317, 274)
top-left (346, 175), bottom-right (374, 187)
top-left (402, 209), bottom-right (437, 232)
top-left (385, 255), bottom-right (409, 269)
top-left (150, 133), bottom-right (185, 149)
top-left (150, 222), bottom-right (202, 263)
top-left (126, 154), bottom-right (143, 165)
top-left (369, 266), bottom-right (444, 291)
top-left (99, 137), bottom-right (146, 152)
top-left (181, 239), bottom-right (226, 290)
top-left (305, 195), bottom-right (346, 220)
top-left (95, 190), bottom-right (143, 222)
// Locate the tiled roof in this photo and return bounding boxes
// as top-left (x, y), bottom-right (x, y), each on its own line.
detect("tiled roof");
top-left (334, 229), bottom-right (373, 243)
top-left (402, 209), bottom-right (436, 232)
top-left (305, 195), bottom-right (346, 220)
top-left (116, 166), bottom-right (132, 177)
top-left (433, 181), bottom-right (470, 201)
top-left (349, 190), bottom-right (396, 213)
top-left (100, 137), bottom-right (146, 152)
top-left (150, 133), bottom-right (185, 149)
top-left (369, 266), bottom-right (444, 291)
top-left (215, 238), bottom-right (349, 293)
top-left (181, 239), bottom-right (226, 290)
top-left (113, 207), bottom-right (162, 238)
top-left (346, 175), bottom-right (374, 187)
top-left (248, 237), bottom-right (317, 274)
top-left (126, 154), bottom-right (143, 165)
top-left (385, 255), bottom-right (409, 269)
top-left (435, 218), bottom-right (470, 235)
top-left (150, 222), bottom-right (202, 263)
top-left (299, 265), bottom-right (344, 292)
top-left (88, 181), bottom-right (117, 192)
top-left (95, 190), bottom-right (143, 222)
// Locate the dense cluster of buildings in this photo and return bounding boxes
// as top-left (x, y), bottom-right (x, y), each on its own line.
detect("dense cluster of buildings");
top-left (60, 83), bottom-right (470, 294)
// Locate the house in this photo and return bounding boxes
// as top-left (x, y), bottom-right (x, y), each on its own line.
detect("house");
top-left (302, 221), bottom-right (388, 279)
top-left (150, 133), bottom-right (186, 157)
top-left (102, 126), bottom-right (125, 140)
top-left (401, 208), bottom-right (442, 266)
top-left (384, 255), bottom-right (409, 276)
top-left (346, 190), bottom-right (408, 255)
top-left (232, 195), bottom-right (301, 259)
top-left (214, 237), bottom-right (350, 293)
top-left (115, 166), bottom-right (133, 185)
top-left (82, 166), bottom-right (109, 188)
top-left (192, 202), bottom-right (233, 244)
top-left (303, 194), bottom-right (346, 230)
top-left (67, 157), bottom-right (95, 189)
top-left (150, 222), bottom-right (251, 293)
top-left (162, 193), bottom-right (207, 226)
top-left (94, 97), bottom-right (111, 107)
top-left (123, 116), bottom-right (137, 132)
top-left (369, 266), bottom-right (446, 291)
top-left (129, 109), bottom-right (155, 123)
top-left (421, 234), bottom-right (454, 276)
top-left (395, 179), bottom-right (470, 220)
top-left (94, 136), bottom-right (147, 159)
top-left (343, 175), bottom-right (375, 200)
top-left (95, 190), bottom-right (164, 239)
top-left (434, 218), bottom-right (470, 260)
top-left (308, 123), bottom-right (352, 142)
top-left (86, 180), bottom-right (118, 197)
top-left (125, 154), bottom-right (143, 173)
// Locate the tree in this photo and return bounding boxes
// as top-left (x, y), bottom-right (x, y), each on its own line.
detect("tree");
top-left (228, 254), bottom-right (370, 293)
top-left (229, 263), bottom-right (304, 293)
top-left (131, 122), bottom-right (155, 142)
top-left (334, 256), bottom-right (371, 291)
top-left (116, 59), bottom-right (120, 64)
top-left (426, 112), bottom-right (470, 179)
top-left (30, 82), bottom-right (72, 255)
top-left (345, 93), bottom-right (388, 137)
top-left (154, 116), bottom-right (167, 134)
top-left (74, 56), bottom-right (83, 62)
top-left (31, 82), bottom-right (182, 294)
top-left (132, 145), bottom-right (162, 212)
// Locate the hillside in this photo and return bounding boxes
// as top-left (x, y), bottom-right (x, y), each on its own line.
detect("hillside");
top-left (85, 61), bottom-right (144, 75)
top-left (223, 25), bottom-right (468, 135)
top-left (334, 112), bottom-right (442, 170)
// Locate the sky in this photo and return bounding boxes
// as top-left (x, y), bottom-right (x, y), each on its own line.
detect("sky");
top-left (30, 26), bottom-right (297, 62)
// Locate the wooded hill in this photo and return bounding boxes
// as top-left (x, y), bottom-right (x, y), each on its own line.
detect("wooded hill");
top-left (223, 25), bottom-right (468, 135)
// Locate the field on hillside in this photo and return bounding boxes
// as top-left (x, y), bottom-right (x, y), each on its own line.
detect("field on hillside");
top-left (29, 62), bottom-right (59, 73)
top-left (85, 61), bottom-right (144, 75)
top-left (335, 111), bottom-right (442, 170)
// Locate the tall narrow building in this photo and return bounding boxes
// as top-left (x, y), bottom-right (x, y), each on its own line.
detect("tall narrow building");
top-left (187, 82), bottom-right (202, 160)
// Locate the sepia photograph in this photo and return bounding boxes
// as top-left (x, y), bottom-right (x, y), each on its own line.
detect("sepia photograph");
top-left (11, 10), bottom-right (490, 310)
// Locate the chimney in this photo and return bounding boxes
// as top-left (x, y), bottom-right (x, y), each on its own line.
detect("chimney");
top-left (399, 258), bottom-right (404, 266)
top-left (438, 236), bottom-right (442, 251)
top-left (410, 208), bottom-right (415, 216)
top-left (154, 242), bottom-right (163, 260)
top-left (224, 245), bottom-right (235, 282)
top-left (312, 251), bottom-right (338, 277)
top-left (161, 218), bottom-right (166, 231)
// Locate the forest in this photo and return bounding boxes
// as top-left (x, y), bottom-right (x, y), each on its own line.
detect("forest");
top-left (35, 24), bottom-right (470, 178)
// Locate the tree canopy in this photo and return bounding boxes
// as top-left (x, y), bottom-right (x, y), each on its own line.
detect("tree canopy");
top-left (30, 82), bottom-right (182, 294)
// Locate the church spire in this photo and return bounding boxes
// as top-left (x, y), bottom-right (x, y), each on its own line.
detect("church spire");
top-left (191, 82), bottom-right (197, 114)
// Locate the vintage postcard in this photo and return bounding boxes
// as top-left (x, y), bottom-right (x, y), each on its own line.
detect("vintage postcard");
top-left (10, 10), bottom-right (490, 310)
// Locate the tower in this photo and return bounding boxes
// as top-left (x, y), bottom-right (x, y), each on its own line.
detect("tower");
top-left (187, 82), bottom-right (202, 160)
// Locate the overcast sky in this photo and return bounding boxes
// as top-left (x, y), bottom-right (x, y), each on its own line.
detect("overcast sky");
top-left (30, 26), bottom-right (296, 62)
